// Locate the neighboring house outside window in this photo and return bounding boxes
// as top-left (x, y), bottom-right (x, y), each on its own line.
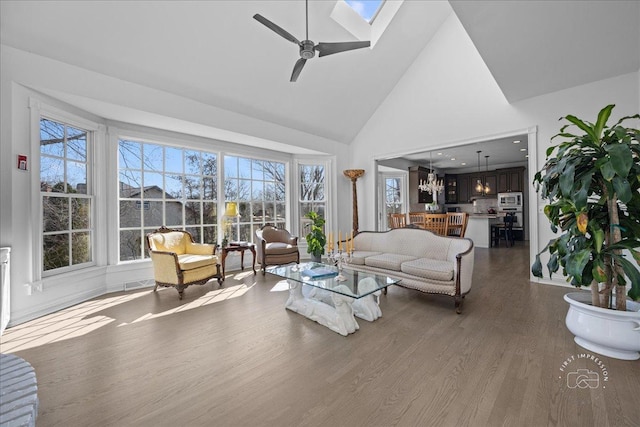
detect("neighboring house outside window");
top-left (118, 140), bottom-right (218, 261)
top-left (40, 117), bottom-right (93, 274)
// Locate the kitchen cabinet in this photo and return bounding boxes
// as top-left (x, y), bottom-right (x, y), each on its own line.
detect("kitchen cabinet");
top-left (445, 174), bottom-right (457, 203)
top-left (457, 175), bottom-right (470, 203)
top-left (484, 173), bottom-right (497, 195)
top-left (497, 167), bottom-right (524, 192)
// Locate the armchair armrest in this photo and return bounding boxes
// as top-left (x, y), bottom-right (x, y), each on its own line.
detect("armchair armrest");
top-left (149, 251), bottom-right (182, 283)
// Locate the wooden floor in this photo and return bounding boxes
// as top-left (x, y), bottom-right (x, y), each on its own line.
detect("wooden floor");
top-left (2, 243), bottom-right (639, 426)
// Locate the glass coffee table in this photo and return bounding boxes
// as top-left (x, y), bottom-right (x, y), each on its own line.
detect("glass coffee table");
top-left (267, 262), bottom-right (399, 336)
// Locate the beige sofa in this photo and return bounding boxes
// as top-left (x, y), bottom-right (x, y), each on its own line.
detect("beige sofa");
top-left (346, 228), bottom-right (474, 313)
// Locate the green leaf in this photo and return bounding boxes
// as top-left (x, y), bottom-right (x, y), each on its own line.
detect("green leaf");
top-left (566, 250), bottom-right (591, 283)
top-left (594, 104), bottom-right (614, 140)
top-left (547, 253), bottom-right (559, 277)
top-left (600, 160), bottom-right (616, 181)
top-left (592, 258), bottom-right (607, 282)
top-left (559, 163), bottom-right (575, 196)
top-left (532, 254), bottom-right (543, 278)
top-left (606, 143), bottom-right (633, 177)
top-left (565, 114), bottom-right (598, 142)
top-left (612, 176), bottom-right (632, 203)
top-left (593, 227), bottom-right (605, 253)
top-left (614, 256), bottom-right (640, 301)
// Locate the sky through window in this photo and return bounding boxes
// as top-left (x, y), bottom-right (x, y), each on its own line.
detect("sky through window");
top-left (344, 0), bottom-right (385, 23)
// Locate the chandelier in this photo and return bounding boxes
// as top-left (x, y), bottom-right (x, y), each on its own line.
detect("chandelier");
top-left (418, 152), bottom-right (444, 196)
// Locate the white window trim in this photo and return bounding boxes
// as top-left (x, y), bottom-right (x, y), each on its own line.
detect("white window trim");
top-left (29, 98), bottom-right (104, 283)
top-left (110, 125), bottom-right (294, 261)
top-left (294, 157), bottom-right (333, 254)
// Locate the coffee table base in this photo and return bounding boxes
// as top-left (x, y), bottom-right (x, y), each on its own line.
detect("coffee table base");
top-left (286, 281), bottom-right (360, 336)
top-left (285, 278), bottom-right (384, 336)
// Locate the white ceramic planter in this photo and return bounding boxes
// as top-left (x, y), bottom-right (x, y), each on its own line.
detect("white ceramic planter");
top-left (564, 292), bottom-right (640, 360)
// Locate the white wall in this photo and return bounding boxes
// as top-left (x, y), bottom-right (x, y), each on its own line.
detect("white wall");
top-left (349, 12), bottom-right (639, 285)
top-left (0, 46), bottom-right (351, 325)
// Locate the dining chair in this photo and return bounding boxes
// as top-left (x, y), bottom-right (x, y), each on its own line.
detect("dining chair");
top-left (408, 212), bottom-right (426, 229)
top-left (388, 213), bottom-right (407, 229)
top-left (422, 213), bottom-right (449, 236)
top-left (446, 212), bottom-right (469, 238)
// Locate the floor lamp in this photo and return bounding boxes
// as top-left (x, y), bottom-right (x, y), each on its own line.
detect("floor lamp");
top-left (343, 169), bottom-right (365, 234)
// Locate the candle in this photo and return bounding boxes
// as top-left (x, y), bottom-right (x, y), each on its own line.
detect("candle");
top-left (350, 230), bottom-right (354, 253)
top-left (338, 231), bottom-right (342, 251)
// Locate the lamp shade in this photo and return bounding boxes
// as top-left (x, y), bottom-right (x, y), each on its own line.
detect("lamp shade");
top-left (224, 202), bottom-right (239, 217)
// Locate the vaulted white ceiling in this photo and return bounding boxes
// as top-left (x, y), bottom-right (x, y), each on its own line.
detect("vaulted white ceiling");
top-left (1, 1), bottom-right (638, 148)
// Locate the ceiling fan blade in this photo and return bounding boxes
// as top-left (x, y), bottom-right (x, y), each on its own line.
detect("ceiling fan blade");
top-left (253, 14), bottom-right (300, 45)
top-left (290, 58), bottom-right (307, 82)
top-left (315, 41), bottom-right (371, 57)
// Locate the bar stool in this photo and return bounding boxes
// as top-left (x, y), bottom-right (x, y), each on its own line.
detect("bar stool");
top-left (491, 214), bottom-right (515, 247)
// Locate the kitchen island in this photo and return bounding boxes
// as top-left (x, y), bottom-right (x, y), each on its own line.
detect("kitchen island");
top-left (465, 214), bottom-right (502, 248)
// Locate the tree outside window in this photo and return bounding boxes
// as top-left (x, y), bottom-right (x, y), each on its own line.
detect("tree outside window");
top-left (40, 118), bottom-right (92, 272)
top-left (299, 164), bottom-right (326, 239)
top-left (224, 156), bottom-right (286, 242)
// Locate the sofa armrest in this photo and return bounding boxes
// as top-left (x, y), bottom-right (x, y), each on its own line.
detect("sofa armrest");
top-left (186, 241), bottom-right (216, 256)
top-left (150, 251), bottom-right (182, 283)
top-left (454, 244), bottom-right (475, 295)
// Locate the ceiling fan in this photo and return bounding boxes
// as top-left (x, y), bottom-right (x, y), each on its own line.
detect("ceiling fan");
top-left (253, 0), bottom-right (371, 82)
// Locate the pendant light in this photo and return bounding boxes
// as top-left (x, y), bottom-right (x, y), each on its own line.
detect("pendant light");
top-left (475, 151), bottom-right (483, 193)
top-left (484, 155), bottom-right (490, 194)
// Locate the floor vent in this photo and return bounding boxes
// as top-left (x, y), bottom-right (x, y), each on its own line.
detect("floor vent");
top-left (124, 279), bottom-right (154, 291)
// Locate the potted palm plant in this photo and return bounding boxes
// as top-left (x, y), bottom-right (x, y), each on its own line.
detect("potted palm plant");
top-left (532, 104), bottom-right (640, 360)
top-left (305, 211), bottom-right (326, 263)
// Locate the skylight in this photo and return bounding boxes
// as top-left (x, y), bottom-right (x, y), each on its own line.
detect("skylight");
top-left (344, 0), bottom-right (385, 23)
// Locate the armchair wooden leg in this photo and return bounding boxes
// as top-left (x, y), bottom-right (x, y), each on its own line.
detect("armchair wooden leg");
top-left (454, 295), bottom-right (465, 314)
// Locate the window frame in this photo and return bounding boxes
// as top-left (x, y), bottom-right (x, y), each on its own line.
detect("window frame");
top-left (222, 154), bottom-right (288, 244)
top-left (30, 100), bottom-right (102, 280)
top-left (295, 158), bottom-right (332, 250)
top-left (116, 138), bottom-right (221, 262)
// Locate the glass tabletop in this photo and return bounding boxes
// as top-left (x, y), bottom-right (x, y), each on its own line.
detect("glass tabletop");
top-left (266, 262), bottom-right (399, 299)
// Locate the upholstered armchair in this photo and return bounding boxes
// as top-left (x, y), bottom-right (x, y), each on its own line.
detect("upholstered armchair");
top-left (255, 225), bottom-right (300, 275)
top-left (146, 226), bottom-right (222, 299)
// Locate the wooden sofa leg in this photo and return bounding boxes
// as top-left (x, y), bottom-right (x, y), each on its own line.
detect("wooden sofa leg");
top-left (455, 295), bottom-right (464, 314)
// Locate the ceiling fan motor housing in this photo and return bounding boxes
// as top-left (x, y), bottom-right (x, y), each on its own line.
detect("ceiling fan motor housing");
top-left (300, 40), bottom-right (315, 59)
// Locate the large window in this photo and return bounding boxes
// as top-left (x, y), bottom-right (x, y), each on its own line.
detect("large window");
top-left (224, 156), bottom-right (286, 242)
top-left (298, 163), bottom-right (326, 239)
top-left (40, 118), bottom-right (93, 273)
top-left (118, 140), bottom-right (218, 261)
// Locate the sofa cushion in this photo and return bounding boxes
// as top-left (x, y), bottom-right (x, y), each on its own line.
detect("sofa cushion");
top-left (177, 254), bottom-right (218, 271)
top-left (401, 258), bottom-right (454, 281)
top-left (349, 251), bottom-right (382, 265)
top-left (365, 253), bottom-right (417, 271)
